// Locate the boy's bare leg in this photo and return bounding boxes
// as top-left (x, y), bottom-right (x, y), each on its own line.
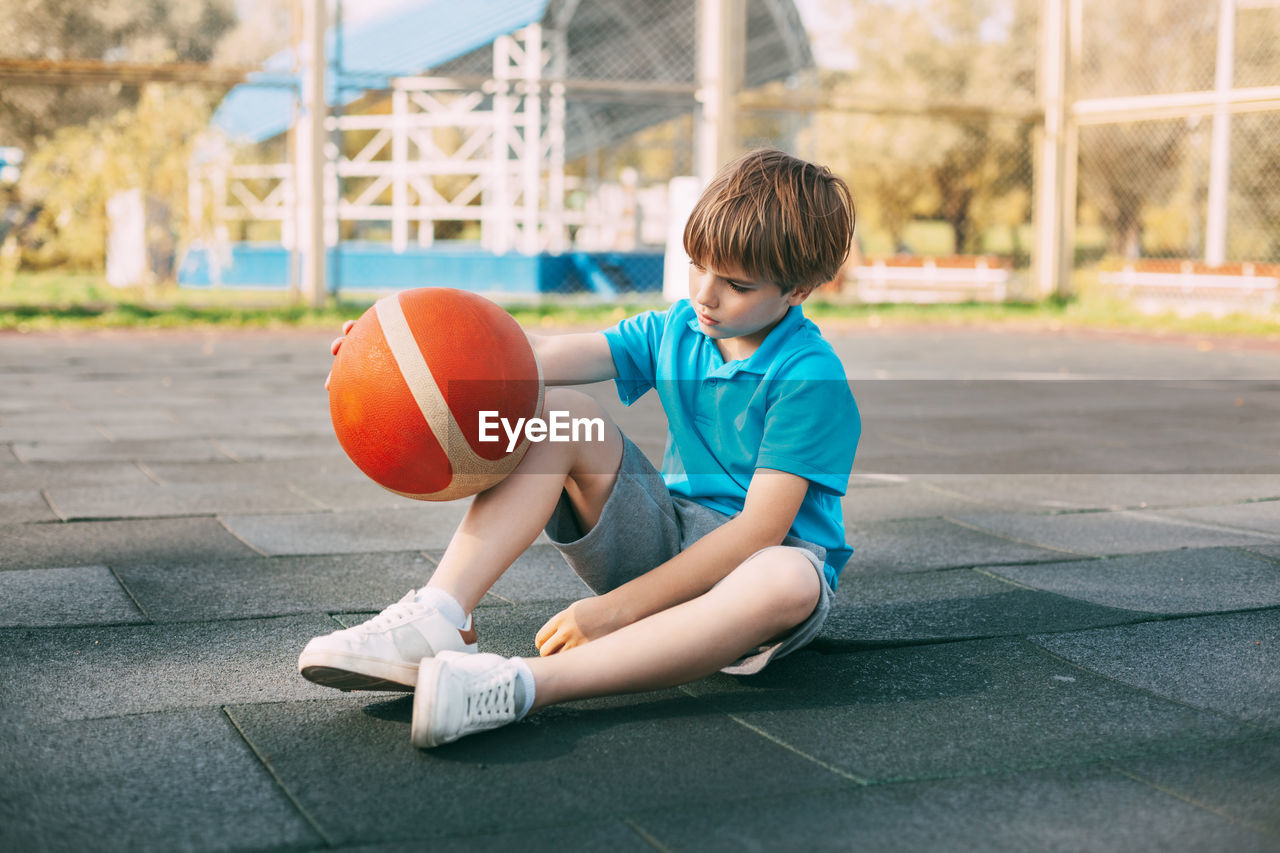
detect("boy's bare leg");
top-left (426, 387), bottom-right (624, 613)
top-left (523, 546), bottom-right (822, 709)
top-left (298, 386), bottom-right (619, 692)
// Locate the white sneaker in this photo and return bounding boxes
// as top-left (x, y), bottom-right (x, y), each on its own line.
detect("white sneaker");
top-left (412, 651), bottom-right (521, 748)
top-left (298, 590), bottom-right (477, 691)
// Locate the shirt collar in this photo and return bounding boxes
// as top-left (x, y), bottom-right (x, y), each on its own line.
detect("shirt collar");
top-left (689, 303), bottom-right (806, 377)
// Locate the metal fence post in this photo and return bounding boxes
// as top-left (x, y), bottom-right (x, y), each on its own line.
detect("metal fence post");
top-left (1034, 0), bottom-right (1077, 299)
top-left (299, 0), bottom-right (327, 307)
top-left (1205, 0), bottom-right (1236, 267)
top-left (696, 0), bottom-right (745, 183)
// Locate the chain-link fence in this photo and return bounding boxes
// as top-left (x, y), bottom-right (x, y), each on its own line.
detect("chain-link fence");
top-left (1076, 0), bottom-right (1280, 314)
top-left (3, 0), bottom-right (1277, 312)
top-left (747, 0), bottom-right (1041, 304)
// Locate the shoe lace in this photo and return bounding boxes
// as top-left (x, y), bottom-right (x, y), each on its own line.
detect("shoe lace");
top-left (464, 670), bottom-right (515, 726)
top-left (351, 591), bottom-right (429, 635)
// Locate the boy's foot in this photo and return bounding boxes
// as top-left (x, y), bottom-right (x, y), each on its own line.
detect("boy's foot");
top-left (412, 651), bottom-right (522, 748)
top-left (298, 590), bottom-right (477, 691)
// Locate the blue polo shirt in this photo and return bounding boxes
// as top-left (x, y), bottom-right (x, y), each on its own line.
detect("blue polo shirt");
top-left (602, 299), bottom-right (860, 588)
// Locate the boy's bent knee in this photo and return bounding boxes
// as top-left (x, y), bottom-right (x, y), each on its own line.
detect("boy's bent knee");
top-left (543, 386), bottom-right (606, 418)
top-left (540, 388), bottom-right (620, 463)
top-left (534, 388), bottom-right (624, 531)
top-left (543, 386), bottom-right (591, 410)
top-left (730, 546), bottom-right (822, 627)
top-left (515, 388), bottom-right (621, 471)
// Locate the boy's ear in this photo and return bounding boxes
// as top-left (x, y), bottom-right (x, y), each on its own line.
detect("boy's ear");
top-left (787, 284), bottom-right (816, 306)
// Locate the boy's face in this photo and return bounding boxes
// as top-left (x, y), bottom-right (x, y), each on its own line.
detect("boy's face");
top-left (688, 261), bottom-right (811, 357)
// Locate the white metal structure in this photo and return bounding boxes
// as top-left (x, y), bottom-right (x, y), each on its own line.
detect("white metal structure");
top-left (328, 24), bottom-right (567, 258)
top-left (191, 0), bottom-right (810, 298)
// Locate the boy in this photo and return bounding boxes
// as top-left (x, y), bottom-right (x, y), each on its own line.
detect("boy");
top-left (299, 148), bottom-right (861, 748)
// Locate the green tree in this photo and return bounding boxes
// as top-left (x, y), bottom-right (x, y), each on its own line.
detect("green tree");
top-left (0, 0), bottom-right (235, 150)
top-left (211, 0), bottom-right (294, 67)
top-left (1075, 0), bottom-right (1216, 258)
top-left (0, 0), bottom-right (237, 273)
top-left (17, 85), bottom-right (216, 273)
top-left (806, 0), bottom-right (1038, 256)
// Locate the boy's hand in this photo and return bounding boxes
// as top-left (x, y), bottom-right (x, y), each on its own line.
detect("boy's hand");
top-left (534, 596), bottom-right (618, 655)
top-left (324, 320), bottom-right (357, 390)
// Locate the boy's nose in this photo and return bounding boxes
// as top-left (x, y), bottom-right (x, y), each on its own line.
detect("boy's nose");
top-left (694, 278), bottom-right (717, 307)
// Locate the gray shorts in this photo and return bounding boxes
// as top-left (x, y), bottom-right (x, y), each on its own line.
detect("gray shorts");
top-left (544, 434), bottom-right (833, 675)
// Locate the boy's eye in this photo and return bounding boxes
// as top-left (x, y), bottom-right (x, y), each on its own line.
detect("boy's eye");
top-left (727, 282), bottom-right (749, 294)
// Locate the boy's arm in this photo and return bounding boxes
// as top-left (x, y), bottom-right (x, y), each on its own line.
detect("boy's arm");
top-left (324, 324), bottom-right (616, 389)
top-left (535, 468), bottom-right (811, 654)
top-left (527, 330), bottom-right (619, 386)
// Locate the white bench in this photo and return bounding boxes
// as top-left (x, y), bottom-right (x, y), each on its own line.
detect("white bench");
top-left (853, 258), bottom-right (1009, 304)
top-left (1099, 262), bottom-right (1279, 316)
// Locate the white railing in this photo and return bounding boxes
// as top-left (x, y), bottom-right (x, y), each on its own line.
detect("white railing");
top-left (853, 258), bottom-right (1010, 303)
top-left (1099, 262), bottom-right (1279, 316)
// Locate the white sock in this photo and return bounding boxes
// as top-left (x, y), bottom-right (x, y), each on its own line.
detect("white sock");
top-left (413, 587), bottom-right (466, 629)
top-left (511, 657), bottom-right (536, 719)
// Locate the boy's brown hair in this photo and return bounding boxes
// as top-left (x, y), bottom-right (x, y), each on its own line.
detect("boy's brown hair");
top-left (683, 148), bottom-right (855, 294)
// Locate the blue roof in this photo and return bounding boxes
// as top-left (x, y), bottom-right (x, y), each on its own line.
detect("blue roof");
top-left (214, 0), bottom-right (549, 142)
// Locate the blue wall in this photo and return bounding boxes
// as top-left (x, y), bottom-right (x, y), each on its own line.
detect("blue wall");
top-left (177, 242), bottom-right (664, 296)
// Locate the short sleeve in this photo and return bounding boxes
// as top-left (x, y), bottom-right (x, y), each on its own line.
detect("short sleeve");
top-left (602, 308), bottom-right (667, 405)
top-left (755, 352), bottom-right (860, 496)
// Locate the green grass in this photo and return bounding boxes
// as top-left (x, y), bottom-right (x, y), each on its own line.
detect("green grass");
top-left (0, 271), bottom-right (674, 332)
top-left (0, 272), bottom-right (370, 331)
top-left (805, 296), bottom-right (1280, 338)
top-left (2, 269), bottom-right (1278, 340)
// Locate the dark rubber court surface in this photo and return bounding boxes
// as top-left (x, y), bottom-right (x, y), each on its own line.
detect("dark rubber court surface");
top-left (2, 323), bottom-right (1278, 851)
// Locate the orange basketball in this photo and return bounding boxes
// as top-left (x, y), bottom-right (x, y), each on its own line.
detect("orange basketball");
top-left (328, 288), bottom-right (544, 500)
